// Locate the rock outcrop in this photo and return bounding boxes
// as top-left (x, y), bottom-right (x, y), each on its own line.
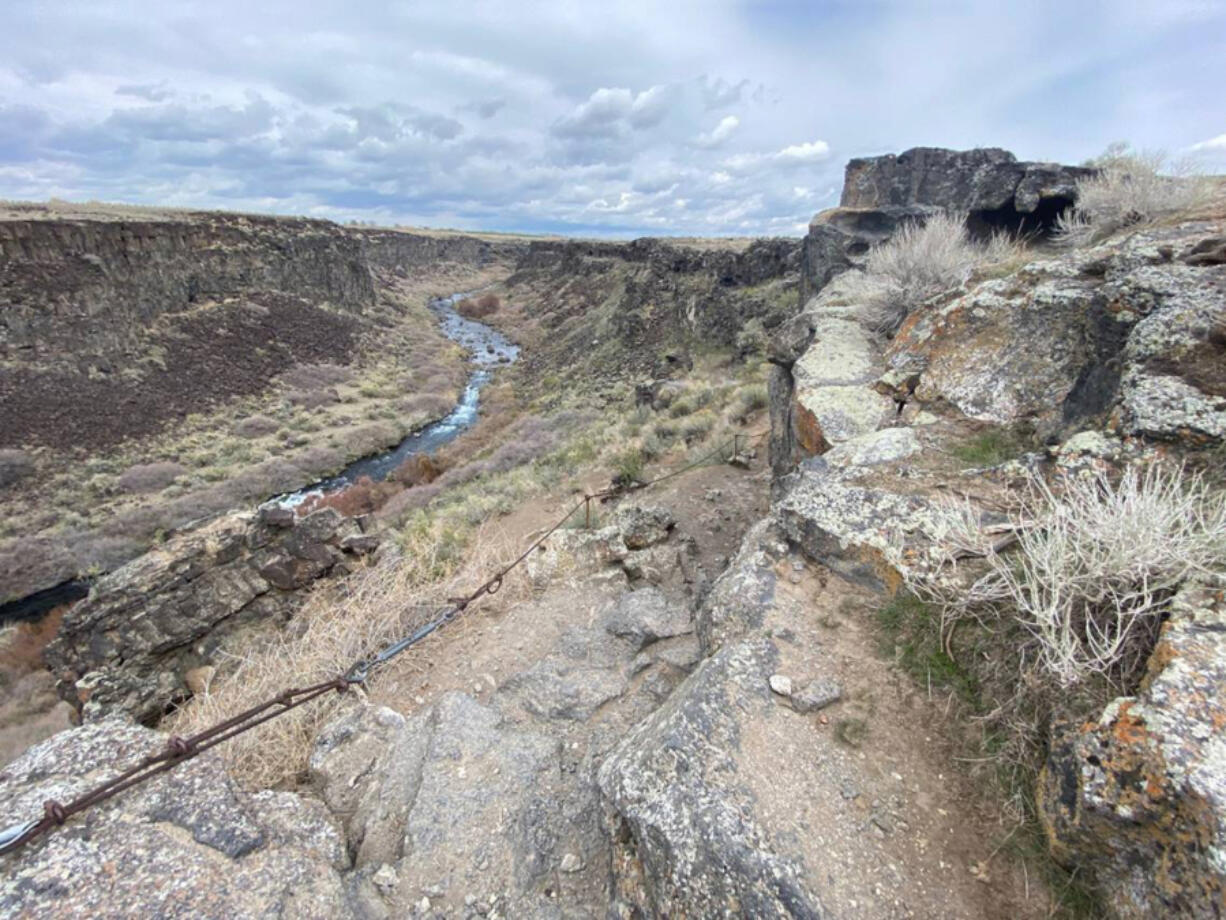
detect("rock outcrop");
top-left (799, 146), bottom-right (1091, 300)
top-left (0, 718), bottom-right (350, 918)
top-left (43, 507), bottom-right (379, 724)
top-left (1039, 577), bottom-right (1226, 918)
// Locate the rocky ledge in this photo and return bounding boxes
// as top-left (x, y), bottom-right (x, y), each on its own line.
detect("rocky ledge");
top-left (44, 506), bottom-right (381, 724)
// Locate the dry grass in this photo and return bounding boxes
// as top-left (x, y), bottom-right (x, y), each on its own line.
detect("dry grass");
top-left (166, 519), bottom-right (531, 788)
top-left (1055, 144), bottom-right (1217, 245)
top-left (841, 212), bottom-right (1027, 335)
top-left (0, 606), bottom-right (67, 680)
top-left (920, 463), bottom-right (1226, 688)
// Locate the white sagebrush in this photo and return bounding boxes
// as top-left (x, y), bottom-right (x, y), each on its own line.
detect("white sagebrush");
top-left (915, 464), bottom-right (1226, 688)
top-left (842, 211), bottom-right (1025, 335)
top-left (1055, 144), bottom-right (1212, 246)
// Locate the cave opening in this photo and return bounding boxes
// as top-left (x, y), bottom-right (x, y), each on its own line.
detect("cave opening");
top-left (966, 195), bottom-right (1075, 241)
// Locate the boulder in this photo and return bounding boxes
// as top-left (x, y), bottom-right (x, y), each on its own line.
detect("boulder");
top-left (597, 637), bottom-right (824, 918)
top-left (0, 718), bottom-right (349, 919)
top-left (822, 427), bottom-right (922, 467)
top-left (1039, 579), bottom-right (1226, 918)
top-left (697, 518), bottom-right (787, 655)
top-left (310, 694), bottom-right (582, 916)
top-left (44, 507), bottom-right (371, 723)
top-left (775, 464), bottom-right (935, 590)
top-left (612, 504), bottom-right (676, 550)
top-left (600, 586), bottom-right (693, 651)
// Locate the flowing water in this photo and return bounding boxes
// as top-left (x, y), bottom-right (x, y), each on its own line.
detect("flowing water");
top-left (272, 291), bottom-right (519, 507)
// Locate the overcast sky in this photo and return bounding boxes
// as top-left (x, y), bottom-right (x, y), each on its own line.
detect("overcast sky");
top-left (2, 1), bottom-right (1224, 236)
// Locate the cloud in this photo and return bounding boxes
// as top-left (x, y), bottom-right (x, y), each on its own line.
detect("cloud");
top-left (115, 82), bottom-right (174, 102)
top-left (1189, 133), bottom-right (1226, 152)
top-left (0, 2), bottom-right (1222, 236)
top-left (696, 115), bottom-right (739, 148)
top-left (723, 140), bottom-right (832, 173)
top-left (462, 97), bottom-right (506, 119)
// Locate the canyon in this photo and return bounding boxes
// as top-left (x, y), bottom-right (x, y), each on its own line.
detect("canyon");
top-left (1, 148), bottom-right (1224, 919)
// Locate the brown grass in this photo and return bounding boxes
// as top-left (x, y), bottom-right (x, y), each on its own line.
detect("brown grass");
top-left (166, 520), bottom-right (530, 788)
top-left (456, 293), bottom-right (501, 319)
top-left (0, 605), bottom-right (67, 680)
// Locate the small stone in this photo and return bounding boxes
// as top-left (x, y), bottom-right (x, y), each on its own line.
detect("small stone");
top-left (419, 897), bottom-right (431, 912)
top-left (183, 665), bottom-right (215, 696)
top-left (790, 678), bottom-right (842, 714)
top-left (465, 894), bottom-right (478, 906)
top-left (559, 853), bottom-right (583, 873)
top-left (372, 864), bottom-right (399, 893)
top-left (768, 674), bottom-right (793, 696)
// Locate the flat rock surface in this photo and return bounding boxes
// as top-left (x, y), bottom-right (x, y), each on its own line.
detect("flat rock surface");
top-left (0, 718), bottom-right (350, 919)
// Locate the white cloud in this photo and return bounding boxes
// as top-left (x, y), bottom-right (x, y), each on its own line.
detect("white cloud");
top-left (777, 140), bottom-right (830, 162)
top-left (696, 115), bottom-right (739, 148)
top-left (1189, 133), bottom-right (1226, 152)
top-left (0, 1), bottom-right (1222, 236)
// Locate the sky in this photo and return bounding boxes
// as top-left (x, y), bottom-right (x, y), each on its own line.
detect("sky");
top-left (1, 1), bottom-right (1224, 237)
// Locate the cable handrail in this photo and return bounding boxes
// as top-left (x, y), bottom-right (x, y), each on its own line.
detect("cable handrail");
top-left (0, 427), bottom-right (767, 857)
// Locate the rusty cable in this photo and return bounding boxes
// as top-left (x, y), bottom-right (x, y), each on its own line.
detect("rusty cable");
top-left (0, 427), bottom-right (768, 858)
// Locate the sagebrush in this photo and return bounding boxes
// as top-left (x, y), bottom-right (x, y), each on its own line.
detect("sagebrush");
top-left (842, 211), bottom-right (1025, 335)
top-left (1055, 143), bottom-right (1212, 245)
top-left (915, 463), bottom-right (1226, 688)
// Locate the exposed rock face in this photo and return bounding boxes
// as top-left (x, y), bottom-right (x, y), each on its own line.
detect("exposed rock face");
top-left (0, 213), bottom-right (374, 365)
top-left (503, 236), bottom-right (800, 387)
top-left (597, 636), bottom-right (826, 919)
top-left (43, 507), bottom-right (377, 723)
top-left (886, 222), bottom-right (1226, 441)
top-left (799, 146), bottom-right (1091, 299)
top-left (311, 694), bottom-right (567, 916)
top-left (1040, 578), bottom-right (1226, 918)
top-left (0, 717), bottom-right (350, 919)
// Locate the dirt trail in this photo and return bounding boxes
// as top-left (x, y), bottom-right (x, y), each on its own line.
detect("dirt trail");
top-left (342, 447), bottom-right (1052, 918)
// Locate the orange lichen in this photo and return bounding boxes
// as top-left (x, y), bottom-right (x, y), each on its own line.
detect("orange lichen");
top-left (791, 400), bottom-right (830, 456)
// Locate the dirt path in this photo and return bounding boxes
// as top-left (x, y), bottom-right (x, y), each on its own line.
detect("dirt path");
top-left (339, 446), bottom-right (1053, 917)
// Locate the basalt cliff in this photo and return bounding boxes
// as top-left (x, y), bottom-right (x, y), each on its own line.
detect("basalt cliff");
top-left (1, 150), bottom-right (1224, 919)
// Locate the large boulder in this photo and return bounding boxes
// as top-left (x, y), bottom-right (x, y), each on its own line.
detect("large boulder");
top-left (0, 718), bottom-right (349, 919)
top-left (800, 147), bottom-right (1091, 301)
top-left (1039, 578), bottom-right (1226, 918)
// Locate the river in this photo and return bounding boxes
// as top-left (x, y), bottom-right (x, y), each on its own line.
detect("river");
top-left (0, 291), bottom-right (518, 623)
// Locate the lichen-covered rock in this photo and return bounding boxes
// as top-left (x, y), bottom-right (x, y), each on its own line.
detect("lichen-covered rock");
top-left (597, 636), bottom-right (824, 918)
top-left (611, 504), bottom-right (676, 550)
top-left (775, 464), bottom-right (933, 590)
top-left (887, 261), bottom-right (1116, 427)
top-left (822, 426), bottom-right (921, 468)
top-left (0, 718), bottom-right (349, 919)
top-left (1116, 262), bottom-right (1226, 441)
top-left (600, 586), bottom-right (693, 651)
top-left (1039, 579), bottom-right (1226, 918)
top-left (697, 518), bottom-right (787, 655)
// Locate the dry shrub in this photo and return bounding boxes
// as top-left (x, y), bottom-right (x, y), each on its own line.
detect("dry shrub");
top-left (167, 521), bottom-right (529, 788)
top-left (377, 482), bottom-right (444, 520)
top-left (291, 446), bottom-right (346, 476)
top-left (398, 393), bottom-right (455, 418)
top-left (919, 463), bottom-right (1226, 689)
top-left (390, 454), bottom-right (441, 486)
top-left (298, 476), bottom-right (400, 517)
top-left (117, 461), bottom-right (185, 494)
top-left (0, 450), bottom-right (33, 489)
top-left (280, 363), bottom-right (353, 391)
top-left (841, 211), bottom-right (1026, 335)
top-left (286, 388), bottom-right (339, 409)
top-left (234, 415), bottom-right (279, 438)
top-left (1055, 143), bottom-right (1214, 246)
top-left (0, 605), bottom-right (67, 679)
top-left (456, 293), bottom-right (501, 319)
